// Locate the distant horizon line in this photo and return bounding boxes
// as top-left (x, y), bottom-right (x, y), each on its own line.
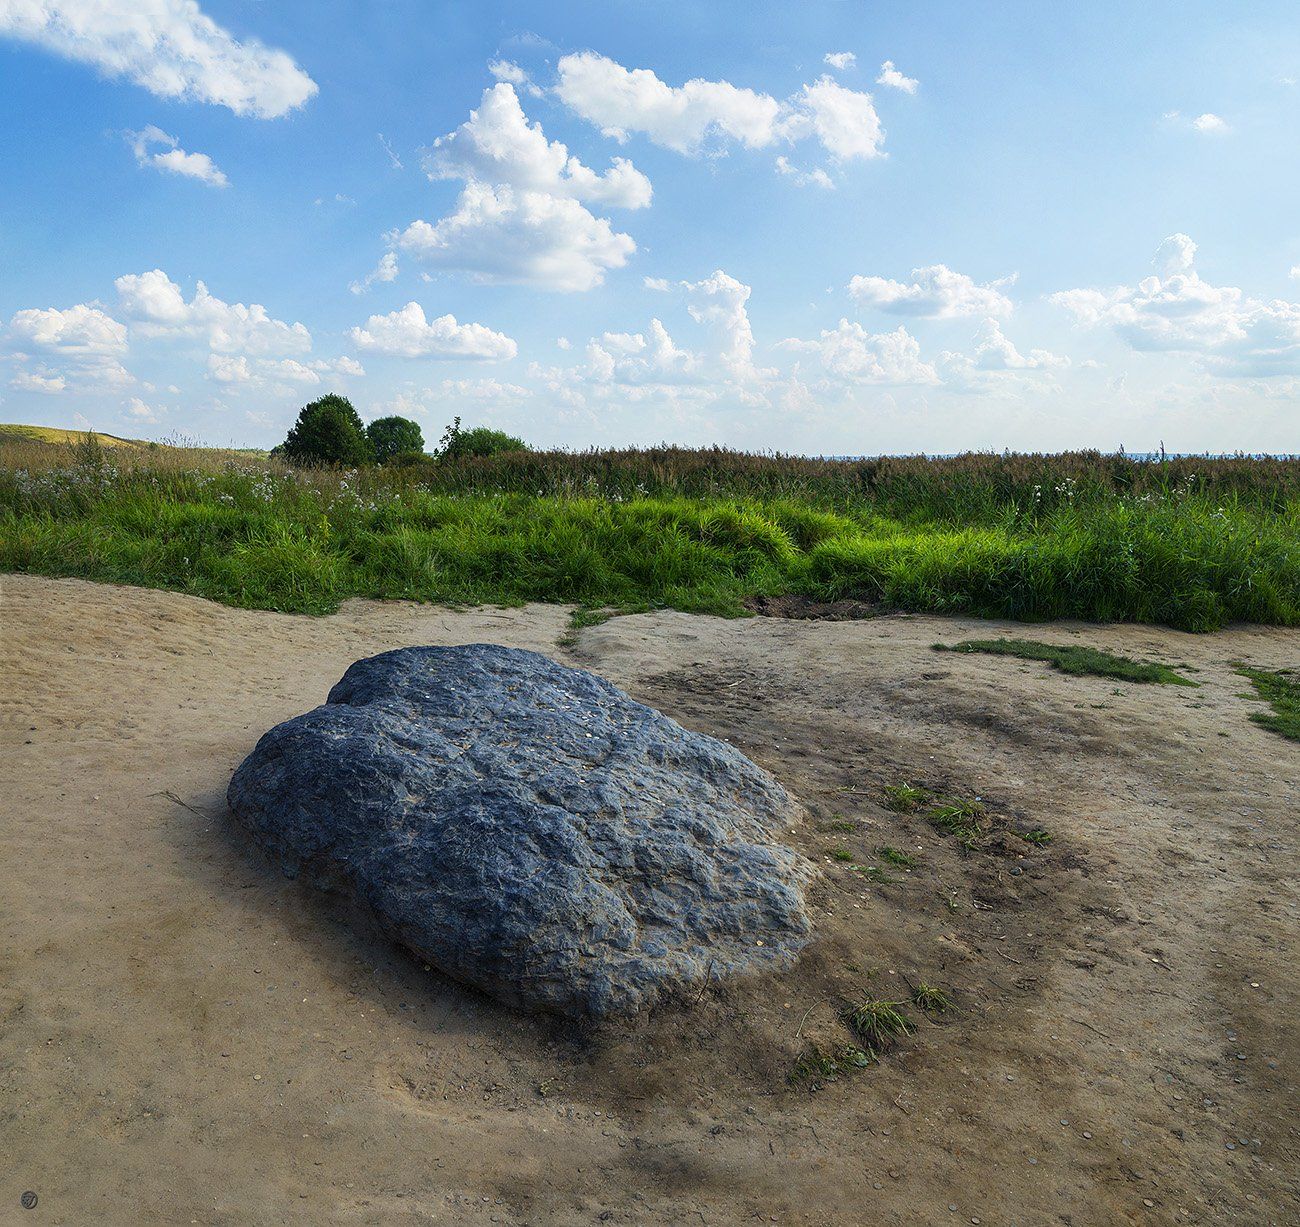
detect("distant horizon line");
top-left (2, 420), bottom-right (1298, 463)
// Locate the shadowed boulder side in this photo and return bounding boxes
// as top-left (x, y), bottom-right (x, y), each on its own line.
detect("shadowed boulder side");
top-left (226, 644), bottom-right (814, 1019)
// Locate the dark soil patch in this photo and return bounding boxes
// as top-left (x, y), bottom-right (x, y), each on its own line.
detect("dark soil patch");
top-left (746, 594), bottom-right (885, 621)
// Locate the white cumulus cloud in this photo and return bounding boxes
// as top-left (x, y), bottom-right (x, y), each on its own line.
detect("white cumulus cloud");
top-left (849, 264), bottom-right (1015, 319)
top-left (348, 302), bottom-right (517, 361)
top-left (682, 270), bottom-right (760, 376)
top-left (554, 52), bottom-right (885, 162)
top-left (10, 370), bottom-right (67, 393)
top-left (876, 61), bottom-right (918, 93)
top-left (935, 321), bottom-right (1068, 392)
top-left (775, 156), bottom-right (834, 189)
top-left (115, 269), bottom-right (311, 354)
top-left (394, 183), bottom-right (636, 293)
top-left (779, 321), bottom-right (938, 385)
top-left (1051, 235), bottom-right (1300, 376)
top-left (530, 269), bottom-right (775, 412)
top-left (127, 125), bottom-right (228, 187)
top-left (487, 58), bottom-right (540, 96)
top-left (1164, 110), bottom-right (1232, 135)
top-left (208, 353), bottom-right (364, 386)
top-left (0, 0), bottom-right (317, 118)
top-left (783, 75), bottom-right (885, 160)
top-left (207, 353), bottom-right (252, 383)
top-left (968, 319), bottom-right (1065, 371)
top-left (349, 251), bottom-right (399, 295)
top-left (7, 303), bottom-right (128, 354)
top-left (391, 82), bottom-right (643, 293)
top-left (824, 52), bottom-right (856, 71)
top-left (426, 83), bottom-right (652, 209)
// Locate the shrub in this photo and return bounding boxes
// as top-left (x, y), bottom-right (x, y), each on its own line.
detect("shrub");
top-left (281, 395), bottom-right (373, 466)
top-left (438, 416), bottom-right (528, 460)
top-left (367, 415), bottom-right (424, 463)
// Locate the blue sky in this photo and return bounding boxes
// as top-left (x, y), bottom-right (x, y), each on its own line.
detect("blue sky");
top-left (1, 0), bottom-right (1298, 453)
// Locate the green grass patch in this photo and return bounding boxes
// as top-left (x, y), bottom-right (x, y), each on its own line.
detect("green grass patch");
top-left (938, 637), bottom-right (1196, 685)
top-left (3, 446), bottom-right (1299, 629)
top-left (1235, 664), bottom-right (1300, 741)
top-left (878, 845), bottom-right (918, 869)
top-left (828, 848), bottom-right (855, 863)
top-left (927, 799), bottom-right (987, 847)
top-left (882, 783), bottom-right (931, 813)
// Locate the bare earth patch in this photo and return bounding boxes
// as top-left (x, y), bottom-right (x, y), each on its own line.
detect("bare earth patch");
top-left (2, 575), bottom-right (1297, 1225)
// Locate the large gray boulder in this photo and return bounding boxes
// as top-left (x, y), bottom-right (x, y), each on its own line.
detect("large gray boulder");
top-left (227, 645), bottom-right (812, 1019)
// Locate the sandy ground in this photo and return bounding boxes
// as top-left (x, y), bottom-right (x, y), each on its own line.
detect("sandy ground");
top-left (2, 574), bottom-right (1297, 1226)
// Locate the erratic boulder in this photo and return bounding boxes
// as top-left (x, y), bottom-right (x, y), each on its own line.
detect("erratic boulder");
top-left (227, 645), bottom-right (812, 1019)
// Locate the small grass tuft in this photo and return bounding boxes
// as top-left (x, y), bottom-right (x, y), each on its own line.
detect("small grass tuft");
top-left (878, 845), bottom-right (918, 869)
top-left (820, 817), bottom-right (858, 833)
top-left (938, 638), bottom-right (1196, 686)
top-left (841, 997), bottom-right (915, 1052)
top-left (927, 798), bottom-right (987, 846)
top-left (828, 848), bottom-right (855, 862)
top-left (911, 982), bottom-right (953, 1013)
top-left (858, 865), bottom-right (895, 884)
top-left (1019, 827), bottom-right (1053, 846)
top-left (789, 1043), bottom-right (840, 1084)
top-left (1235, 664), bottom-right (1300, 741)
top-left (883, 783), bottom-right (931, 813)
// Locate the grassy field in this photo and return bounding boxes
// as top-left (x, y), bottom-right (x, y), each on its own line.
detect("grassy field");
top-left (2, 431), bottom-right (1299, 631)
top-left (0, 423), bottom-right (146, 449)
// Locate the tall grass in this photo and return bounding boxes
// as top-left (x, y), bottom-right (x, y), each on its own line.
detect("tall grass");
top-left (2, 438), bottom-right (1298, 630)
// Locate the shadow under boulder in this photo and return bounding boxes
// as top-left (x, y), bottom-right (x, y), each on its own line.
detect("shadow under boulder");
top-left (227, 644), bottom-right (813, 1019)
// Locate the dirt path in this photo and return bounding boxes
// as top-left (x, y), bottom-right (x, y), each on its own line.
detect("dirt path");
top-left (2, 575), bottom-right (1296, 1225)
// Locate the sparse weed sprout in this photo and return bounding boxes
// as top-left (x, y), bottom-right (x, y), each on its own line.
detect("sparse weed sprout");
top-left (927, 799), bottom-right (986, 846)
top-left (878, 845), bottom-right (918, 869)
top-left (789, 1044), bottom-right (841, 1084)
top-left (883, 783), bottom-right (930, 813)
top-left (911, 982), bottom-right (953, 1013)
top-left (828, 848), bottom-right (855, 862)
top-left (841, 998), bottom-right (915, 1052)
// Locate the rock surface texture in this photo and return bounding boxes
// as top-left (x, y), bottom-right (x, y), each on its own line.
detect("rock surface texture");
top-left (227, 644), bottom-right (812, 1018)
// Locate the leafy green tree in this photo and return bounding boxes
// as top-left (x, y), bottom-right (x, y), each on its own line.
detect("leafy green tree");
top-left (280, 395), bottom-right (373, 466)
top-left (366, 415), bottom-right (424, 463)
top-left (438, 416), bottom-right (528, 460)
